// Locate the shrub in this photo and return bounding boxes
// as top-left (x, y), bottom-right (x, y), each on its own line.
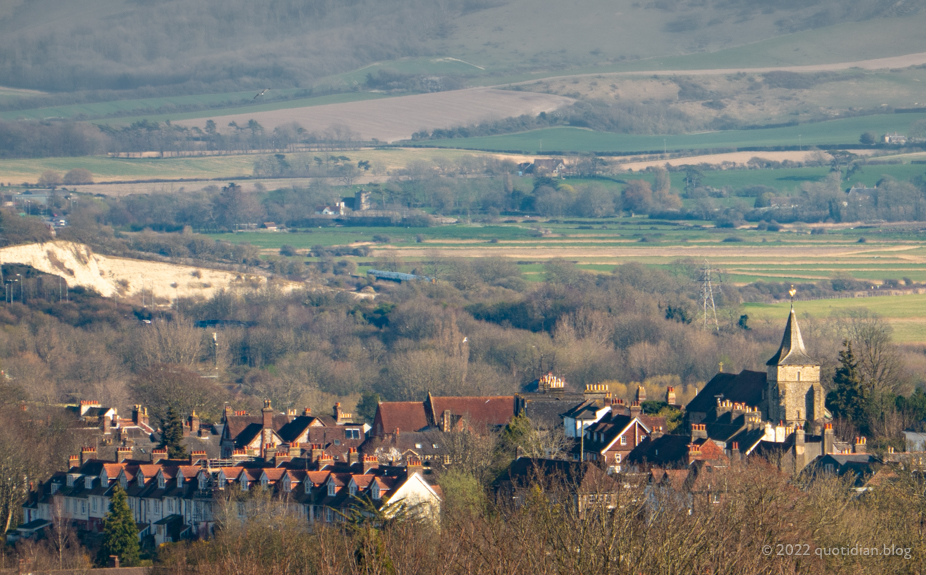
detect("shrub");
top-left (279, 245), bottom-right (297, 257)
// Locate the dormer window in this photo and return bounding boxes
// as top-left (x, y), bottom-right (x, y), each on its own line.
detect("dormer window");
top-left (241, 479), bottom-right (248, 491)
top-left (349, 482), bottom-right (357, 496)
top-left (199, 475), bottom-right (207, 491)
top-left (100, 471), bottom-right (108, 485)
top-left (51, 482), bottom-right (59, 494)
top-left (283, 478), bottom-right (291, 493)
top-left (137, 473), bottom-right (144, 487)
top-left (372, 484), bottom-right (380, 500)
top-left (85, 476), bottom-right (93, 489)
top-left (120, 477), bottom-right (127, 490)
top-left (218, 476), bottom-right (226, 489)
top-left (328, 483), bottom-right (336, 497)
top-left (261, 477), bottom-right (268, 489)
top-left (158, 475), bottom-right (165, 489)
top-left (67, 475), bottom-right (74, 487)
top-left (176, 471), bottom-right (183, 489)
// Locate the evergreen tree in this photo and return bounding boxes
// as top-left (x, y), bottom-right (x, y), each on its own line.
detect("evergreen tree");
top-left (98, 484), bottom-right (139, 567)
top-left (161, 406), bottom-right (186, 460)
top-left (827, 340), bottom-right (867, 426)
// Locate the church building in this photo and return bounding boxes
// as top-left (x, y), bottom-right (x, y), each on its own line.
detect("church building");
top-left (674, 303), bottom-right (858, 472)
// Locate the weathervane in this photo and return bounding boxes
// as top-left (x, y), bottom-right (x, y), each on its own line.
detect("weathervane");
top-left (789, 285), bottom-right (797, 307)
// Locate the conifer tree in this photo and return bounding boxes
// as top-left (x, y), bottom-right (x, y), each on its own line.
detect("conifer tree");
top-left (827, 340), bottom-right (867, 427)
top-left (98, 484), bottom-right (139, 567)
top-left (161, 406), bottom-right (186, 460)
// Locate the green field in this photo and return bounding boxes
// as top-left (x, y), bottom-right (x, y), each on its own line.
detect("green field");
top-left (0, 90), bottom-right (391, 124)
top-left (743, 294), bottom-right (926, 344)
top-left (206, 218), bottom-right (926, 341)
top-left (406, 112), bottom-right (926, 154)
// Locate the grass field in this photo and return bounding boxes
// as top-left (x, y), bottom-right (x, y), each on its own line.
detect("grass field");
top-left (406, 112), bottom-right (926, 154)
top-left (0, 88), bottom-right (313, 121)
top-left (206, 218), bottom-right (926, 341)
top-left (743, 294), bottom-right (926, 344)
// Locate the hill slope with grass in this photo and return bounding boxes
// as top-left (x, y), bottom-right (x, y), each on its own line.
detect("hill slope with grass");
top-left (2, 0), bottom-right (926, 96)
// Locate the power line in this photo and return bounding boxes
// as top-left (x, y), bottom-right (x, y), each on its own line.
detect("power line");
top-left (696, 259), bottom-right (723, 331)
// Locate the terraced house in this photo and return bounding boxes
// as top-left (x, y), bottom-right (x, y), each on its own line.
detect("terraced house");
top-left (20, 450), bottom-right (440, 544)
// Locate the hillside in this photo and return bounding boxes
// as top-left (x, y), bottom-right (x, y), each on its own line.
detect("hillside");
top-left (2, 0), bottom-right (925, 95)
top-left (0, 241), bottom-right (299, 302)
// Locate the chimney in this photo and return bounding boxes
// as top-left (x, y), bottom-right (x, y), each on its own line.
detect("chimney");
top-left (288, 443), bottom-right (302, 457)
top-left (108, 556), bottom-right (120, 569)
top-left (133, 405), bottom-right (142, 425)
top-left (441, 410), bottom-right (452, 432)
top-left (629, 401), bottom-right (642, 418)
top-left (68, 455), bottom-right (80, 470)
top-left (823, 423), bottom-right (835, 455)
top-left (190, 450), bottom-right (207, 466)
top-left (263, 443), bottom-right (276, 460)
top-left (152, 448), bottom-right (167, 464)
top-left (730, 441), bottom-right (740, 460)
top-left (665, 387), bottom-right (676, 406)
top-left (853, 436), bottom-right (867, 454)
top-left (101, 413), bottom-right (111, 434)
top-left (687, 443), bottom-right (702, 464)
top-left (406, 457), bottom-right (423, 476)
top-left (80, 446), bottom-right (96, 466)
top-left (311, 444), bottom-right (325, 462)
top-left (116, 446), bottom-right (133, 463)
top-left (348, 448), bottom-right (360, 466)
top-left (189, 412), bottom-right (200, 435)
top-left (223, 403), bottom-right (232, 422)
top-left (286, 408), bottom-right (298, 423)
top-left (78, 400), bottom-right (100, 416)
top-left (262, 400), bottom-right (274, 430)
top-left (317, 452), bottom-right (333, 468)
top-left (274, 453), bottom-right (292, 467)
top-left (302, 407), bottom-right (312, 417)
top-left (334, 403), bottom-right (352, 424)
top-left (691, 423), bottom-right (708, 440)
top-left (362, 454), bottom-right (378, 474)
top-left (635, 385), bottom-right (647, 403)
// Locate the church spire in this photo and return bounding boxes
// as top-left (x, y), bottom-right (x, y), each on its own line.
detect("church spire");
top-left (766, 307), bottom-right (815, 366)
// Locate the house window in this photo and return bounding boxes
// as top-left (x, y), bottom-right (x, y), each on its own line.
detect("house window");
top-left (620, 436), bottom-right (627, 445)
top-left (326, 508), bottom-right (333, 522)
top-left (154, 500), bottom-right (160, 514)
top-left (167, 499), bottom-right (172, 512)
top-left (415, 443), bottom-right (422, 449)
top-left (346, 429), bottom-right (360, 439)
top-left (334, 439), bottom-right (340, 446)
top-left (261, 478), bottom-right (268, 489)
top-left (80, 501), bottom-right (86, 514)
top-left (328, 483), bottom-right (336, 497)
top-left (158, 476), bottom-right (165, 489)
top-left (615, 454), bottom-right (622, 463)
top-left (349, 484), bottom-right (357, 496)
top-left (85, 477), bottom-right (93, 489)
top-left (51, 483), bottom-right (59, 494)
top-left (92, 498), bottom-right (98, 512)
top-left (241, 481), bottom-right (248, 491)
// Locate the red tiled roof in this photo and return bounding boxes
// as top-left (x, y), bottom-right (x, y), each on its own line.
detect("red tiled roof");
top-left (377, 402), bottom-right (429, 433)
top-left (261, 468), bottom-right (287, 482)
top-left (430, 396), bottom-right (515, 428)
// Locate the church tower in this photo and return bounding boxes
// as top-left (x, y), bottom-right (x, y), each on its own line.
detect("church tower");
top-left (766, 306), bottom-right (824, 427)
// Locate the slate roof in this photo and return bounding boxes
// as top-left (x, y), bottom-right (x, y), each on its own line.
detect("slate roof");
top-left (686, 370), bottom-right (766, 415)
top-left (766, 308), bottom-right (816, 366)
top-left (495, 457), bottom-right (617, 493)
top-left (625, 435), bottom-right (692, 467)
top-left (224, 414), bottom-right (290, 439)
top-left (519, 396), bottom-right (585, 429)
